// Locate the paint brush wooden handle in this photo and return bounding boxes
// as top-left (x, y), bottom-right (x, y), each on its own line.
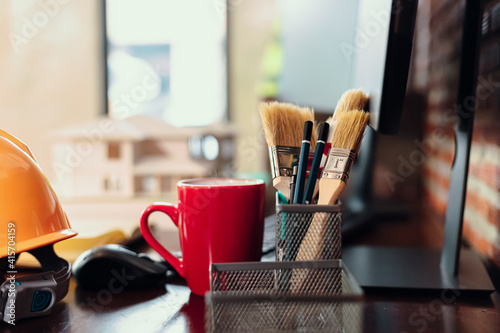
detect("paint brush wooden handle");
top-left (296, 149), bottom-right (354, 260)
top-left (292, 149), bottom-right (355, 292)
top-left (291, 185), bottom-right (343, 293)
top-left (295, 179), bottom-right (345, 262)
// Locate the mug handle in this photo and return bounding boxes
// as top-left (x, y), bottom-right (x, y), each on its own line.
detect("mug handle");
top-left (140, 203), bottom-right (184, 278)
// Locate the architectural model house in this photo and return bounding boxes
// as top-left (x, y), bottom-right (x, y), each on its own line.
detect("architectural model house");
top-left (49, 115), bottom-right (235, 198)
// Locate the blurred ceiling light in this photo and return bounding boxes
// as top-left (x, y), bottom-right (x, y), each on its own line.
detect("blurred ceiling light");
top-left (202, 135), bottom-right (219, 161)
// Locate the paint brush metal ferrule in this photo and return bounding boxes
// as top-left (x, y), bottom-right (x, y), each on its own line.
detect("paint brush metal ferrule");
top-left (269, 146), bottom-right (301, 179)
top-left (321, 148), bottom-right (357, 182)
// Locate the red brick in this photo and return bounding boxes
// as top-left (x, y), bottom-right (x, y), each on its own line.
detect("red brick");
top-left (472, 123), bottom-right (500, 146)
top-left (414, 0), bottom-right (500, 266)
top-left (465, 190), bottom-right (500, 229)
top-left (462, 221), bottom-right (491, 257)
top-left (468, 161), bottom-right (500, 190)
top-left (422, 186), bottom-right (448, 216)
top-left (421, 164), bottom-right (450, 189)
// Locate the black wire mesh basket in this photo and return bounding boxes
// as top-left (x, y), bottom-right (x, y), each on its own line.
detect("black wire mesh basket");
top-left (275, 194), bottom-right (342, 262)
top-left (205, 260), bottom-right (363, 333)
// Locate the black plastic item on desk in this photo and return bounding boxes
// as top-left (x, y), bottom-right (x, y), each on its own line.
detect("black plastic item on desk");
top-left (73, 244), bottom-right (173, 290)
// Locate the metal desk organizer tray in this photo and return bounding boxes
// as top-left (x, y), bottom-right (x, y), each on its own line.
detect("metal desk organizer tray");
top-left (205, 260), bottom-right (363, 333)
top-left (275, 194), bottom-right (342, 262)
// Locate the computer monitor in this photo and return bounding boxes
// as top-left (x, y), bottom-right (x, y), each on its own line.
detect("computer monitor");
top-left (277, 0), bottom-right (418, 134)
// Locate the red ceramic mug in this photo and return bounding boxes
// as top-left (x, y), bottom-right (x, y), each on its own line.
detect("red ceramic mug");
top-left (140, 178), bottom-right (265, 296)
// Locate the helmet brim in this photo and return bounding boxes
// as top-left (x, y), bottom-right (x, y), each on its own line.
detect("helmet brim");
top-left (2, 229), bottom-right (78, 258)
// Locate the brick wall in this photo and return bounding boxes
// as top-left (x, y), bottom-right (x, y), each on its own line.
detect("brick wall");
top-left (414, 0), bottom-right (500, 268)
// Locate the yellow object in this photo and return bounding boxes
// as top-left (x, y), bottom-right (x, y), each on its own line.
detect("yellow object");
top-left (0, 129), bottom-right (77, 258)
top-left (17, 230), bottom-right (127, 267)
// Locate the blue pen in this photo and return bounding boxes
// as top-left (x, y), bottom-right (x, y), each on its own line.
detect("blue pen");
top-left (293, 121), bottom-right (313, 204)
top-left (303, 122), bottom-right (329, 204)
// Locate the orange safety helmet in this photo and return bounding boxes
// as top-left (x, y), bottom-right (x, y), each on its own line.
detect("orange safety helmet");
top-left (0, 129), bottom-right (77, 258)
top-left (0, 130), bottom-right (78, 323)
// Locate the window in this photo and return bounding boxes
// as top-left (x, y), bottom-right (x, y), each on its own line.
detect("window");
top-left (105, 0), bottom-right (227, 126)
top-left (103, 175), bottom-right (121, 192)
top-left (108, 142), bottom-right (121, 159)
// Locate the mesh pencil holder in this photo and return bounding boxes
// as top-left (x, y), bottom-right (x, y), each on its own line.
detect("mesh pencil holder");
top-left (206, 260), bottom-right (363, 333)
top-left (275, 194), bottom-right (342, 262)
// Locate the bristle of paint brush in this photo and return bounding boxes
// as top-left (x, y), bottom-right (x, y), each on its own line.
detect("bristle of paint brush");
top-left (260, 102), bottom-right (317, 149)
top-left (328, 89), bottom-right (369, 144)
top-left (319, 110), bottom-right (369, 205)
top-left (330, 110), bottom-right (370, 151)
top-left (332, 89), bottom-right (369, 121)
top-left (259, 101), bottom-right (317, 200)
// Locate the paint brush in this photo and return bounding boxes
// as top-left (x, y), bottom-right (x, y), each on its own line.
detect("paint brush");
top-left (260, 102), bottom-right (316, 201)
top-left (291, 110), bottom-right (369, 292)
top-left (327, 89), bottom-right (369, 146)
top-left (319, 110), bottom-right (370, 205)
top-left (307, 89), bottom-right (368, 203)
top-left (333, 90), bottom-right (369, 120)
top-left (296, 110), bottom-right (370, 263)
top-left (293, 121), bottom-right (313, 204)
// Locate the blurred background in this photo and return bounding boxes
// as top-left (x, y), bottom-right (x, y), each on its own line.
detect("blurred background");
top-left (0, 0), bottom-right (499, 270)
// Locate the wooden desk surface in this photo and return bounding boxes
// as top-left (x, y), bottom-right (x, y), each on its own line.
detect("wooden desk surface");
top-left (3, 275), bottom-right (500, 333)
top-left (3, 216), bottom-right (500, 333)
